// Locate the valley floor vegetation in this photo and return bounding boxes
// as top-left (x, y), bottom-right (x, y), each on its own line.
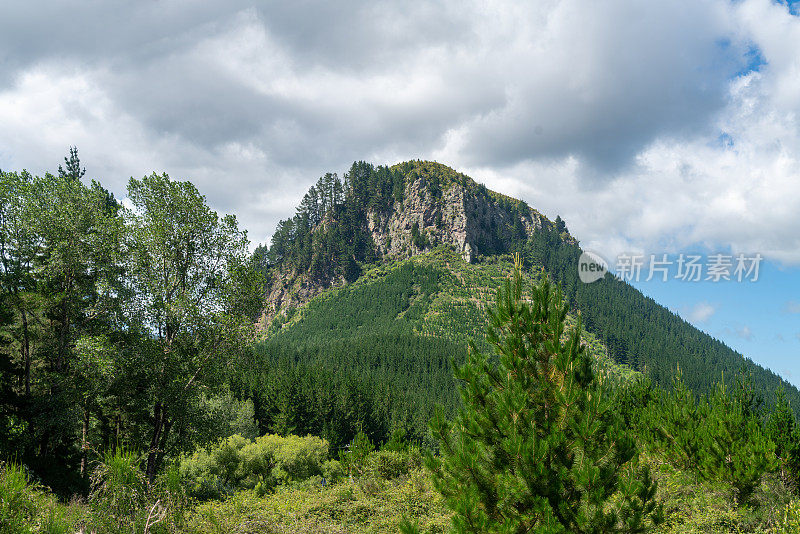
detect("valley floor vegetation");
top-left (4, 151), bottom-right (800, 532)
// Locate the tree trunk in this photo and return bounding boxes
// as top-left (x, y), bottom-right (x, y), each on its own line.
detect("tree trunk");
top-left (21, 307), bottom-right (30, 397)
top-left (146, 401), bottom-right (170, 483)
top-left (80, 403), bottom-right (90, 478)
top-left (39, 428), bottom-right (49, 458)
top-left (154, 416), bottom-right (173, 478)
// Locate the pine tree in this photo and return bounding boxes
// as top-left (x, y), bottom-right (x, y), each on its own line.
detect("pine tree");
top-left (704, 378), bottom-right (777, 503)
top-left (766, 386), bottom-right (800, 490)
top-left (416, 256), bottom-right (660, 533)
top-left (58, 146), bottom-right (86, 181)
top-left (653, 370), bottom-right (706, 474)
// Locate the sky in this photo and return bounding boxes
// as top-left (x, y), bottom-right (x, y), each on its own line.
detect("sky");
top-left (0, 0), bottom-right (798, 384)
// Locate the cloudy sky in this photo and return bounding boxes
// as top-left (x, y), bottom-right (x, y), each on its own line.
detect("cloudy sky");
top-left (1, 0), bottom-right (799, 382)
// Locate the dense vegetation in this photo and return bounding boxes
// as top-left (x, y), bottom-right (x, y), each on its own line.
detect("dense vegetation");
top-left (0, 149), bottom-right (262, 496)
top-left (254, 160), bottom-right (535, 285)
top-left (3, 152), bottom-right (800, 532)
top-left (244, 248), bottom-right (629, 452)
top-left (258, 159), bottom-right (798, 414)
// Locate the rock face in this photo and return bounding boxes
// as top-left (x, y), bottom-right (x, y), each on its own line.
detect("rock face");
top-left (367, 172), bottom-right (548, 264)
top-left (259, 161), bottom-right (567, 330)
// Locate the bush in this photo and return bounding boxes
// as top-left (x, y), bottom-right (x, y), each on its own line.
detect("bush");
top-left (367, 450), bottom-right (409, 480)
top-left (322, 460), bottom-right (346, 484)
top-left (0, 461), bottom-right (40, 532)
top-left (180, 433), bottom-right (330, 500)
top-left (251, 434), bottom-right (328, 482)
top-left (199, 389), bottom-right (259, 443)
top-left (775, 500), bottom-right (800, 533)
top-left (340, 431), bottom-right (374, 476)
top-left (87, 446), bottom-right (150, 533)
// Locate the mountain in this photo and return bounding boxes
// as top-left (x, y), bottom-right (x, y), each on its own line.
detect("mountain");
top-left (246, 160), bottom-right (800, 447)
top-left (256, 160), bottom-right (568, 326)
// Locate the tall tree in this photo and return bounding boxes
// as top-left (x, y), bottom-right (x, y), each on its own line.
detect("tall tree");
top-left (58, 146), bottom-right (86, 181)
top-left (124, 172), bottom-right (261, 481)
top-left (767, 386), bottom-right (800, 490)
top-left (418, 257), bottom-right (660, 533)
top-left (0, 171), bottom-right (38, 399)
top-left (0, 167), bottom-right (125, 490)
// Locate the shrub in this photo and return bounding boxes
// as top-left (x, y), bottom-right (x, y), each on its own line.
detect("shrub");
top-left (367, 450), bottom-right (409, 480)
top-left (340, 431), bottom-right (374, 476)
top-left (253, 434), bottom-right (328, 481)
top-left (180, 433), bottom-right (330, 500)
top-left (0, 461), bottom-right (39, 532)
top-left (87, 446), bottom-right (149, 532)
top-left (199, 390), bottom-right (259, 443)
top-left (775, 500), bottom-right (800, 534)
top-left (322, 460), bottom-right (346, 484)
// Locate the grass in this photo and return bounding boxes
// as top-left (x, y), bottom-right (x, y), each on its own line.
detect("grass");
top-left (0, 461), bottom-right (83, 534)
top-left (186, 469), bottom-right (449, 534)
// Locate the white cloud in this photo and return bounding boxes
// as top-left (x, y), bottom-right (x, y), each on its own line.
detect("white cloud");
top-left (736, 325), bottom-right (754, 341)
top-left (0, 0), bottom-right (799, 261)
top-left (683, 301), bottom-right (717, 324)
top-left (784, 301), bottom-right (800, 314)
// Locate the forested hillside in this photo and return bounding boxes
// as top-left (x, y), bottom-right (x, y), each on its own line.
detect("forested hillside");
top-left (240, 248), bottom-right (630, 450)
top-left (4, 152), bottom-right (800, 533)
top-left (257, 159), bottom-right (800, 415)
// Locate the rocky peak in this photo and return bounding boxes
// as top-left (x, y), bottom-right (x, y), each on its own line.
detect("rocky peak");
top-left (367, 162), bottom-right (549, 263)
top-left (259, 160), bottom-right (569, 329)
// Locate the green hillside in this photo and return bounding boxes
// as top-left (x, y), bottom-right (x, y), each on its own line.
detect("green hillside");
top-left (246, 247), bottom-right (633, 449)
top-left (253, 159), bottom-right (800, 435)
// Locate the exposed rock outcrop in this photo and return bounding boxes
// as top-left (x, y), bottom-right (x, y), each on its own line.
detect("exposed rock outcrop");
top-left (259, 161), bottom-right (569, 330)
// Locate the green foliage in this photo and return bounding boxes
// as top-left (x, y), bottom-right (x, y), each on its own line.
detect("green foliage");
top-left (423, 261), bottom-right (660, 533)
top-left (635, 371), bottom-right (778, 505)
top-left (125, 172), bottom-right (261, 481)
top-left (1, 151), bottom-right (262, 493)
top-left (0, 157), bottom-right (127, 493)
top-left (248, 247), bottom-right (625, 452)
top-left (57, 146), bottom-right (85, 181)
top-left (651, 459), bottom-right (791, 533)
top-left (411, 221), bottom-right (428, 250)
top-left (366, 449), bottom-right (422, 480)
top-left (187, 467), bottom-right (450, 534)
top-left (5, 152), bottom-right (800, 533)
top-left (179, 433), bottom-right (329, 500)
top-left (322, 459), bottom-right (346, 484)
top-left (767, 387), bottom-right (800, 491)
top-left (0, 461), bottom-right (81, 534)
top-left (340, 431), bottom-right (375, 477)
top-left (704, 379), bottom-right (777, 503)
top-left (775, 500), bottom-right (800, 534)
top-left (87, 446), bottom-right (149, 532)
top-left (266, 163), bottom-right (398, 280)
top-left (196, 389), bottom-right (259, 444)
